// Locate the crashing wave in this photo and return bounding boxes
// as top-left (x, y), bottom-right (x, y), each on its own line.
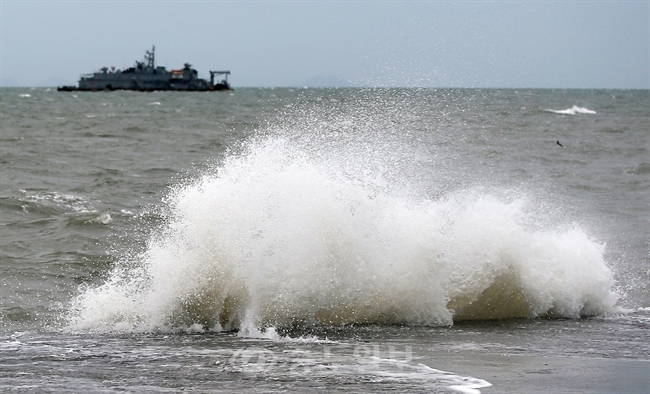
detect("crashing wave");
top-left (67, 132), bottom-right (617, 332)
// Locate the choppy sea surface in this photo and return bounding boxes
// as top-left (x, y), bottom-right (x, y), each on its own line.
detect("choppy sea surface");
top-left (1, 87), bottom-right (648, 393)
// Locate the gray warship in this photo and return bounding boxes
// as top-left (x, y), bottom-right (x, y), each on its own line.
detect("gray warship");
top-left (58, 46), bottom-right (231, 92)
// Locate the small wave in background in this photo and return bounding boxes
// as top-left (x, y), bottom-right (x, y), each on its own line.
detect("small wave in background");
top-left (68, 92), bottom-right (618, 333)
top-left (546, 105), bottom-right (597, 115)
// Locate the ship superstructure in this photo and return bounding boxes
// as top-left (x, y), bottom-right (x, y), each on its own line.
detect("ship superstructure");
top-left (58, 46), bottom-right (231, 92)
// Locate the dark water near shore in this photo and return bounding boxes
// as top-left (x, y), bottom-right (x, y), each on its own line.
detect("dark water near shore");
top-left (1, 87), bottom-right (648, 392)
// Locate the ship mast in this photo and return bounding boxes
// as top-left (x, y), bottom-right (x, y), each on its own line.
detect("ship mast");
top-left (145, 45), bottom-right (155, 69)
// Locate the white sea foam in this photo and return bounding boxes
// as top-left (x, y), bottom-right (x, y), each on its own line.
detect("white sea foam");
top-left (21, 191), bottom-right (94, 213)
top-left (224, 344), bottom-right (491, 393)
top-left (68, 93), bottom-right (618, 333)
top-left (90, 213), bottom-right (112, 224)
top-left (547, 105), bottom-right (597, 115)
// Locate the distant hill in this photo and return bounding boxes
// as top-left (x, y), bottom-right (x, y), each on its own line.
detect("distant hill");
top-left (39, 77), bottom-right (71, 87)
top-left (296, 76), bottom-right (354, 88)
top-left (0, 77), bottom-right (73, 87)
top-left (0, 78), bottom-right (21, 87)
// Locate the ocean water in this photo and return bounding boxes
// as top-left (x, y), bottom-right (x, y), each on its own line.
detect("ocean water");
top-left (0, 87), bottom-right (648, 393)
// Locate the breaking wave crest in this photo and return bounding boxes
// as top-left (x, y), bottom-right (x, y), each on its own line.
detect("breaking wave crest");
top-left (68, 95), bottom-right (617, 333)
top-left (547, 105), bottom-right (597, 115)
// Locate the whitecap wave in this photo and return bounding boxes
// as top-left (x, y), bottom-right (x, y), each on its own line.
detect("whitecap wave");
top-left (547, 105), bottom-right (597, 115)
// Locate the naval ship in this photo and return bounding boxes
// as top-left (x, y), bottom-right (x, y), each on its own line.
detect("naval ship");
top-left (58, 46), bottom-right (231, 92)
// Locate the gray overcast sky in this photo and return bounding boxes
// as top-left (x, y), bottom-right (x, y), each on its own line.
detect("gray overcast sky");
top-left (1, 1), bottom-right (648, 88)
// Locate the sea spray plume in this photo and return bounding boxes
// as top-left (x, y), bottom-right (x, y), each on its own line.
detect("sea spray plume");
top-left (67, 89), bottom-right (618, 333)
top-left (162, 135), bottom-right (453, 329)
top-left (69, 134), bottom-right (453, 331)
top-left (438, 191), bottom-right (617, 320)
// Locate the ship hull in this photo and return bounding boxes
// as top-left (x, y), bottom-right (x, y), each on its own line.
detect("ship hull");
top-left (56, 84), bottom-right (232, 92)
